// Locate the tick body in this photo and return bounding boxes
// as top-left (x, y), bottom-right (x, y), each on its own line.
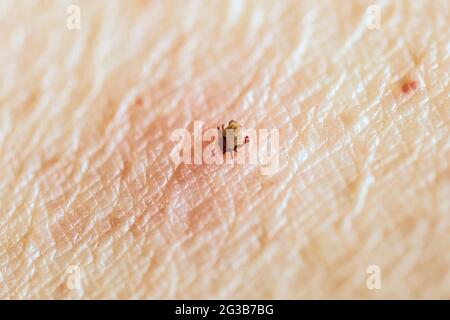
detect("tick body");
top-left (217, 120), bottom-right (250, 154)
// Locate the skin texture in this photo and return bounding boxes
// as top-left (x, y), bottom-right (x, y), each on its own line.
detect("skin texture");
top-left (0, 0), bottom-right (449, 299)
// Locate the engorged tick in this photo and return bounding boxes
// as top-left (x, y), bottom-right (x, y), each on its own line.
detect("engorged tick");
top-left (217, 120), bottom-right (250, 154)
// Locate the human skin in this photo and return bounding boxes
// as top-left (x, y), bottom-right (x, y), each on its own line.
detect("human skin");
top-left (0, 0), bottom-right (449, 299)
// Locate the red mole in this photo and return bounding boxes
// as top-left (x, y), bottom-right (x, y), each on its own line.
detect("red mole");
top-left (401, 80), bottom-right (418, 94)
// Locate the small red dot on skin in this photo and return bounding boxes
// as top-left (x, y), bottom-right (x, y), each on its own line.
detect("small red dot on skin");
top-left (135, 97), bottom-right (143, 106)
top-left (401, 80), bottom-right (418, 94)
top-left (402, 83), bottom-right (410, 93)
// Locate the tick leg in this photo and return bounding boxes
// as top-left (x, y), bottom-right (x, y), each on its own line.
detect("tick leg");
top-left (222, 137), bottom-right (227, 154)
top-left (217, 125), bottom-right (225, 136)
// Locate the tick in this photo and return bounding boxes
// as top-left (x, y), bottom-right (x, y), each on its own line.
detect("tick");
top-left (217, 120), bottom-right (250, 154)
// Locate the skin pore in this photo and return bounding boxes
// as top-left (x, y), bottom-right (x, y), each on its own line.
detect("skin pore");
top-left (0, 0), bottom-right (449, 299)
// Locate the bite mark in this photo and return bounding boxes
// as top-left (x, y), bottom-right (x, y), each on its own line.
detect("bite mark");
top-left (401, 80), bottom-right (418, 95)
